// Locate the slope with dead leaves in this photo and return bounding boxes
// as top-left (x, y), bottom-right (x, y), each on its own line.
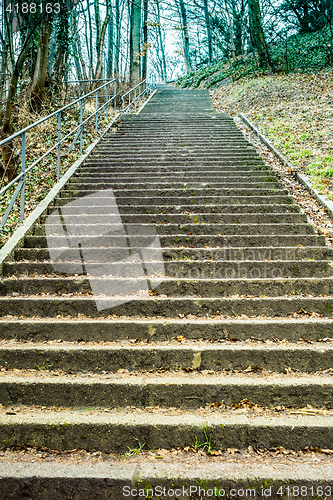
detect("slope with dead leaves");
top-left (212, 71), bottom-right (333, 196)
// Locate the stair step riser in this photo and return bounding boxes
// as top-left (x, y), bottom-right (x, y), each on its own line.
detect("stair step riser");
top-left (36, 223), bottom-right (315, 237)
top-left (57, 195), bottom-right (293, 205)
top-left (18, 244), bottom-right (326, 262)
top-left (48, 204), bottom-right (301, 214)
top-left (0, 417), bottom-right (332, 452)
top-left (80, 166), bottom-right (267, 172)
top-left (25, 234), bottom-right (326, 248)
top-left (4, 260), bottom-right (330, 279)
top-left (71, 175), bottom-right (275, 182)
top-left (1, 278), bottom-right (332, 298)
top-left (0, 319), bottom-right (331, 342)
top-left (1, 378), bottom-right (332, 409)
top-left (39, 214), bottom-right (307, 225)
top-left (67, 182), bottom-right (282, 189)
top-left (0, 297), bottom-right (332, 318)
top-left (1, 346), bottom-right (332, 373)
top-left (83, 160), bottom-right (265, 166)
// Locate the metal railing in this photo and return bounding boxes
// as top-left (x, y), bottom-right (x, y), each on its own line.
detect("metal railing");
top-left (121, 78), bottom-right (156, 114)
top-left (0, 78), bottom-right (117, 228)
top-left (62, 79), bottom-right (112, 100)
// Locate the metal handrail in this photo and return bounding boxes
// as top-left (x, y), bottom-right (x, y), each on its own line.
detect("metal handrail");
top-left (63, 79), bottom-right (111, 83)
top-left (60, 79), bottom-right (113, 102)
top-left (121, 78), bottom-right (156, 114)
top-left (0, 78), bottom-right (117, 228)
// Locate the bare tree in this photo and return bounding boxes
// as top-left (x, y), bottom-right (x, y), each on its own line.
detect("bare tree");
top-left (248, 0), bottom-right (274, 69)
top-left (177, 0), bottom-right (192, 72)
top-left (203, 0), bottom-right (213, 62)
top-left (130, 0), bottom-right (142, 84)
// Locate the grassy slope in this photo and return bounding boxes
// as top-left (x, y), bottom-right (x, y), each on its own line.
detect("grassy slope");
top-left (177, 26), bottom-right (333, 89)
top-left (211, 71), bottom-right (333, 195)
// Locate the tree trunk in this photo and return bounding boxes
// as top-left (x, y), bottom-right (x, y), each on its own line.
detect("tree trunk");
top-left (71, 10), bottom-right (83, 82)
top-left (0, 22), bottom-right (12, 125)
top-left (224, 0), bottom-right (236, 63)
top-left (178, 0), bottom-right (191, 73)
top-left (156, 0), bottom-right (167, 81)
top-left (248, 0), bottom-right (274, 70)
top-left (55, 2), bottom-right (71, 87)
top-left (203, 0), bottom-right (213, 63)
top-left (114, 0), bottom-right (121, 82)
top-left (1, 36), bottom-right (31, 181)
top-left (87, 2), bottom-right (94, 80)
top-left (94, 0), bottom-right (111, 80)
top-left (107, 12), bottom-right (114, 78)
top-left (142, 0), bottom-right (148, 79)
top-left (29, 16), bottom-right (51, 112)
top-left (72, 5), bottom-right (87, 84)
top-left (130, 0), bottom-right (141, 84)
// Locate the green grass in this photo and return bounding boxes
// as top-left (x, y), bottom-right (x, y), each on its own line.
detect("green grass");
top-left (177, 25), bottom-right (333, 90)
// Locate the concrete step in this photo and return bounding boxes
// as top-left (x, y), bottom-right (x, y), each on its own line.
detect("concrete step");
top-left (92, 150), bottom-right (258, 157)
top-left (39, 212), bottom-right (307, 225)
top-left (60, 189), bottom-right (289, 200)
top-left (70, 174), bottom-right (276, 182)
top-left (4, 260), bottom-right (330, 279)
top-left (0, 456), bottom-right (332, 499)
top-left (66, 181), bottom-right (283, 190)
top-left (1, 277), bottom-right (333, 298)
top-left (24, 234), bottom-right (326, 248)
top-left (97, 140), bottom-right (253, 147)
top-left (83, 159), bottom-right (264, 166)
top-left (47, 203), bottom-right (302, 215)
top-left (1, 408), bottom-right (333, 452)
top-left (35, 222), bottom-right (315, 236)
top-left (0, 296), bottom-right (333, 318)
top-left (0, 318), bottom-right (331, 342)
top-left (1, 340), bottom-right (333, 373)
top-left (1, 371), bottom-right (333, 409)
top-left (79, 165), bottom-right (267, 173)
top-left (56, 194), bottom-right (293, 205)
top-left (18, 244), bottom-right (328, 262)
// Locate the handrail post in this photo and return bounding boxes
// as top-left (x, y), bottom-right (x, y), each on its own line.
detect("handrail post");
top-left (79, 99), bottom-right (83, 153)
top-left (57, 112), bottom-right (61, 181)
top-left (134, 87), bottom-right (137, 112)
top-left (122, 96), bottom-right (124, 113)
top-left (114, 80), bottom-right (117, 110)
top-left (20, 132), bottom-right (26, 222)
top-left (106, 82), bottom-right (109, 121)
top-left (95, 88), bottom-right (98, 132)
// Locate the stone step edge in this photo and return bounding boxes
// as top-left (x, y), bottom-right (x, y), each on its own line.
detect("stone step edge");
top-left (2, 341), bottom-right (333, 372)
top-left (0, 460), bottom-right (332, 498)
top-left (0, 317), bottom-right (332, 342)
top-left (1, 340), bottom-right (332, 351)
top-left (1, 374), bottom-right (333, 409)
top-left (1, 411), bottom-right (333, 453)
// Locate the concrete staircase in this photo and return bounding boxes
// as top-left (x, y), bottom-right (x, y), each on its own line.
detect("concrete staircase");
top-left (1, 85), bottom-right (333, 493)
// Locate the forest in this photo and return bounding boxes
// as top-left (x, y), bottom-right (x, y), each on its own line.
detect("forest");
top-left (0, 0), bottom-right (332, 243)
top-left (1, 0), bottom-right (333, 135)
top-left (1, 0), bottom-right (333, 143)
